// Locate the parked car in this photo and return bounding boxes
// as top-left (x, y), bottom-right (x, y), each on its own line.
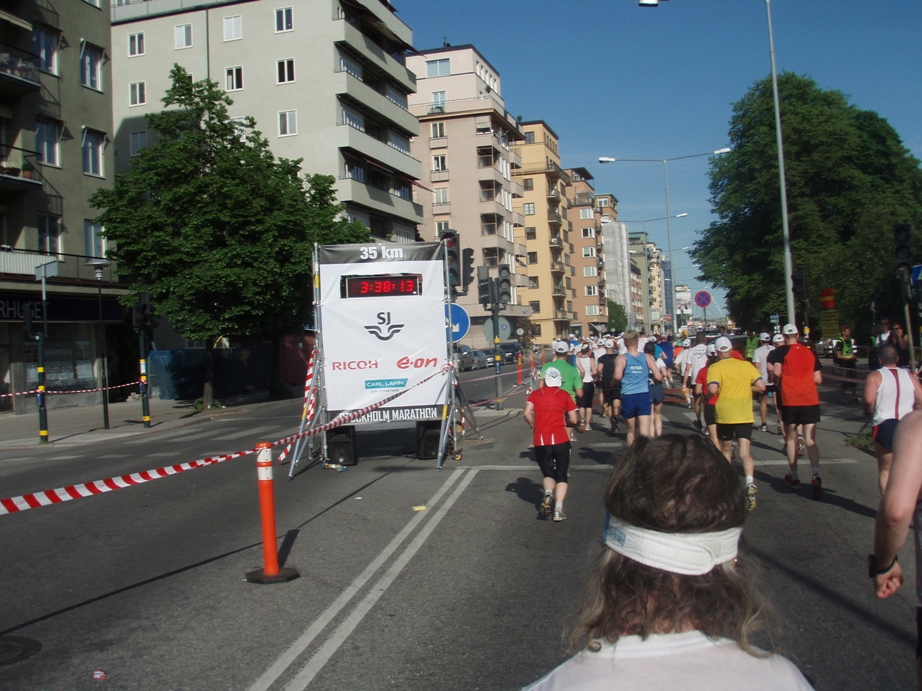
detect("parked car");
top-left (455, 344), bottom-right (474, 372)
top-left (498, 341), bottom-right (524, 364)
top-left (471, 350), bottom-right (491, 370)
top-left (813, 338), bottom-right (835, 358)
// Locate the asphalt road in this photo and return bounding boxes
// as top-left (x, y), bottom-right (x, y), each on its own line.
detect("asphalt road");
top-left (0, 366), bottom-right (915, 690)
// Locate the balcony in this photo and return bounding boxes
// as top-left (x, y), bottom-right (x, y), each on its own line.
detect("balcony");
top-left (548, 209), bottom-right (562, 225)
top-left (335, 123), bottom-right (421, 180)
top-left (572, 192), bottom-right (595, 207)
top-left (429, 136), bottom-right (447, 149)
top-left (0, 249), bottom-right (118, 282)
top-left (330, 20), bottom-right (416, 92)
top-left (0, 147), bottom-right (43, 191)
top-left (340, 177), bottom-right (423, 226)
top-left (549, 236), bottom-right (563, 248)
top-left (551, 284), bottom-right (566, 297)
top-left (334, 71), bottom-right (418, 136)
top-left (550, 262), bottom-right (565, 274)
top-left (512, 212), bottom-right (525, 227)
top-left (479, 198), bottom-right (507, 218)
top-left (432, 202), bottom-right (451, 215)
top-left (546, 161), bottom-right (572, 185)
top-left (0, 44), bottom-right (40, 95)
top-left (430, 169), bottom-right (449, 182)
top-left (554, 310), bottom-right (569, 320)
top-left (546, 187), bottom-right (560, 200)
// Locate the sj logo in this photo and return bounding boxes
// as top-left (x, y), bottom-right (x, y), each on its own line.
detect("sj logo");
top-left (364, 312), bottom-right (404, 341)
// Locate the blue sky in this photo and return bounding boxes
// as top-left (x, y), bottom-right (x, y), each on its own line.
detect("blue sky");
top-left (394, 0), bottom-right (922, 318)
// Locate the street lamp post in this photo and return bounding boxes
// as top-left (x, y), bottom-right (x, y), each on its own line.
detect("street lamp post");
top-left (599, 149), bottom-right (730, 333)
top-left (87, 259), bottom-right (110, 430)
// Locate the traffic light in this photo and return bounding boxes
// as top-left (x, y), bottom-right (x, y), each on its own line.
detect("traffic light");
top-left (497, 264), bottom-right (512, 305)
top-left (439, 228), bottom-right (461, 286)
top-left (461, 248), bottom-right (475, 288)
top-left (477, 265), bottom-right (491, 306)
top-left (791, 271), bottom-right (805, 297)
top-left (133, 302), bottom-right (153, 330)
top-left (894, 224), bottom-right (913, 272)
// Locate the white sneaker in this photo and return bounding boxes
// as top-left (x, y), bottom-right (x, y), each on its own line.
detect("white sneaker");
top-left (553, 507), bottom-right (566, 522)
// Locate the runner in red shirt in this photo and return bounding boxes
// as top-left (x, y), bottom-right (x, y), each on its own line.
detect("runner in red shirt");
top-left (525, 367), bottom-right (579, 522)
top-left (695, 344), bottom-right (721, 449)
top-left (771, 324), bottom-right (824, 498)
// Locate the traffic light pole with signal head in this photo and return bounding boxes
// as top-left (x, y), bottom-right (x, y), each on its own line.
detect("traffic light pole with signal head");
top-left (894, 224), bottom-right (917, 372)
top-left (133, 301), bottom-right (152, 427)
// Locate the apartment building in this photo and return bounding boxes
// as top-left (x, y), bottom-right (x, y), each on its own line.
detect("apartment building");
top-left (512, 120), bottom-right (573, 343)
top-left (676, 283), bottom-right (691, 331)
top-left (0, 0), bottom-right (121, 413)
top-left (406, 45), bottom-right (528, 348)
top-left (566, 167), bottom-right (605, 338)
top-left (110, 0), bottom-right (422, 242)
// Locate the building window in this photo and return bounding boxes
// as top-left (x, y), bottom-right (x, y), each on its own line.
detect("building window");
top-left (431, 122), bottom-right (445, 138)
top-left (277, 59), bottom-right (295, 84)
top-left (581, 227), bottom-right (595, 238)
top-left (225, 66), bottom-right (243, 91)
top-left (524, 132), bottom-right (535, 144)
top-left (224, 15), bottom-right (242, 41)
top-left (584, 266), bottom-right (597, 277)
top-left (276, 7), bottom-right (293, 32)
top-left (529, 276), bottom-right (539, 289)
top-left (523, 178), bottom-right (533, 191)
top-left (175, 24), bottom-right (193, 49)
top-left (80, 44), bottom-right (102, 90)
top-left (434, 188), bottom-right (449, 204)
top-left (432, 155), bottom-right (447, 172)
top-left (84, 220), bottom-right (105, 259)
top-left (598, 197), bottom-right (610, 208)
top-left (128, 32), bottom-right (144, 57)
top-left (82, 130), bottom-right (104, 177)
top-left (586, 304), bottom-right (601, 316)
top-left (525, 227), bottom-right (536, 240)
top-left (583, 247), bottom-right (596, 258)
top-left (435, 221), bottom-right (450, 234)
top-left (426, 59), bottom-right (449, 78)
top-left (523, 203), bottom-right (535, 216)
top-left (529, 301), bottom-right (541, 313)
top-left (278, 110), bottom-right (297, 136)
top-left (38, 215), bottom-right (61, 256)
top-left (340, 103), bottom-right (364, 131)
top-left (36, 119), bottom-right (60, 166)
top-left (580, 208), bottom-right (593, 219)
top-left (129, 81), bottom-right (146, 106)
top-left (431, 91), bottom-right (445, 111)
top-left (585, 285), bottom-right (599, 297)
top-left (34, 27), bottom-right (58, 73)
top-left (527, 252), bottom-right (538, 265)
top-left (129, 131), bottom-right (147, 157)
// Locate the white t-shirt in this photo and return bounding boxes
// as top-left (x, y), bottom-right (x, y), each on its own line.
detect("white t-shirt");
top-left (752, 344), bottom-right (775, 383)
top-left (685, 344), bottom-right (710, 382)
top-left (523, 631), bottom-right (813, 691)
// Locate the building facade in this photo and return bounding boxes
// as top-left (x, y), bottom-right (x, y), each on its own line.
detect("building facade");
top-left (110, 0), bottom-right (422, 242)
top-left (512, 120), bottom-right (573, 343)
top-left (0, 0), bottom-right (122, 413)
top-left (406, 45), bottom-right (528, 348)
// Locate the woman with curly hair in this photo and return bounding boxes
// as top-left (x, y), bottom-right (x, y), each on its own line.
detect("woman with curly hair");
top-left (524, 434), bottom-right (812, 690)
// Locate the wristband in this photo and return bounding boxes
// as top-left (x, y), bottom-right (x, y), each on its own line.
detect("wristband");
top-left (868, 553), bottom-right (898, 578)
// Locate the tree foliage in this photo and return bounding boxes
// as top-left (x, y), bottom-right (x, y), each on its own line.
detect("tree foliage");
top-left (91, 65), bottom-right (369, 342)
top-left (607, 300), bottom-right (628, 333)
top-left (693, 73), bottom-right (922, 339)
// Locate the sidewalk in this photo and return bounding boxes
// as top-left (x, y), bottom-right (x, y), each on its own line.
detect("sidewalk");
top-left (0, 393), bottom-right (279, 449)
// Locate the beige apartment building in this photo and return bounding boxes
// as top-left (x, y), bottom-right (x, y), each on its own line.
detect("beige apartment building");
top-left (512, 120), bottom-right (573, 343)
top-left (628, 231), bottom-right (667, 334)
top-left (406, 45), bottom-right (528, 348)
top-left (566, 167), bottom-right (606, 338)
top-left (0, 0), bottom-right (122, 413)
top-left (110, 0), bottom-right (422, 242)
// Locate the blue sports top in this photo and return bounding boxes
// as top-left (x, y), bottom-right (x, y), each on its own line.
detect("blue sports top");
top-left (621, 352), bottom-right (650, 396)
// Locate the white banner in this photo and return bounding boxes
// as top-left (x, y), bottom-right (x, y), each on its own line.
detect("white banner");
top-left (318, 243), bottom-right (449, 417)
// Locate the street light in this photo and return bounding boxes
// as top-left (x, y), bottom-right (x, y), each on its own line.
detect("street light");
top-left (87, 258), bottom-right (110, 430)
top-left (599, 149), bottom-right (730, 332)
top-left (634, 0), bottom-right (795, 325)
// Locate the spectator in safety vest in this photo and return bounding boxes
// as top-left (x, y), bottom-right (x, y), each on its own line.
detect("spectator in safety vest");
top-left (745, 329), bottom-right (760, 362)
top-left (833, 326), bottom-right (858, 400)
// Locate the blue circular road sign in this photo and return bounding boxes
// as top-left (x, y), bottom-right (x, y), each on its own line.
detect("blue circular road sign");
top-left (446, 303), bottom-right (471, 343)
top-left (694, 291), bottom-right (712, 308)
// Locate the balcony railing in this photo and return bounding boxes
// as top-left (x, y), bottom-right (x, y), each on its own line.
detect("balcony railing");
top-left (549, 236), bottom-right (563, 248)
top-left (548, 209), bottom-right (562, 224)
top-left (550, 262), bottom-right (565, 273)
top-left (546, 187), bottom-right (560, 200)
top-left (432, 202), bottom-right (451, 215)
top-left (0, 147), bottom-right (43, 187)
top-left (0, 43), bottom-right (41, 90)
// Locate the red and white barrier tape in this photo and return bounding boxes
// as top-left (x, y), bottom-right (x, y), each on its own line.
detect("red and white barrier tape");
top-left (278, 350), bottom-right (316, 463)
top-left (0, 365), bottom-right (452, 517)
top-left (0, 381), bottom-right (141, 399)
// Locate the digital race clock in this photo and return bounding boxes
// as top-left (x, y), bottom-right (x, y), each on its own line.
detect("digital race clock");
top-left (341, 273), bottom-right (423, 298)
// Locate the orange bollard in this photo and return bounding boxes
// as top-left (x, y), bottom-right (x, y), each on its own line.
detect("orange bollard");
top-left (517, 353), bottom-right (523, 385)
top-left (246, 442), bottom-right (300, 584)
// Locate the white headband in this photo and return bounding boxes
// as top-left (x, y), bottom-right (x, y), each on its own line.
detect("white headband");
top-left (603, 513), bottom-right (741, 576)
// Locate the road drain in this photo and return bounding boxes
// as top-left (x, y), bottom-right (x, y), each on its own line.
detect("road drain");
top-left (0, 636), bottom-right (42, 666)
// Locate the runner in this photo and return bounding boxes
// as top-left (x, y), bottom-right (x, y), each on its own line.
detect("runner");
top-left (575, 343), bottom-right (597, 432)
top-left (596, 338), bottom-right (621, 435)
top-left (708, 337), bottom-right (766, 511)
top-left (771, 324), bottom-right (824, 499)
top-left (752, 332), bottom-right (774, 432)
top-left (682, 332), bottom-right (710, 433)
top-left (694, 343), bottom-right (721, 448)
top-left (615, 330), bottom-right (663, 445)
top-left (862, 344), bottom-right (922, 493)
top-left (644, 341), bottom-right (668, 438)
top-left (524, 367), bottom-right (579, 522)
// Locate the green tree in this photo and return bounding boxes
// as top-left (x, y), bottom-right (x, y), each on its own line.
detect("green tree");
top-left (607, 300), bottom-right (628, 333)
top-left (693, 73), bottom-right (922, 340)
top-left (91, 65), bottom-right (368, 407)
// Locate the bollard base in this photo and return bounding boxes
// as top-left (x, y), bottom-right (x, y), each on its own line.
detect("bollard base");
top-left (246, 567), bottom-right (300, 584)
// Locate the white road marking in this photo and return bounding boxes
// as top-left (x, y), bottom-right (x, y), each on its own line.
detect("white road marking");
top-left (248, 468), bottom-right (468, 691)
top-left (218, 425), bottom-right (279, 441)
top-left (284, 469), bottom-right (480, 690)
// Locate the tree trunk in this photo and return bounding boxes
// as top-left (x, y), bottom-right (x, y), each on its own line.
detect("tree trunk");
top-left (202, 338), bottom-right (215, 410)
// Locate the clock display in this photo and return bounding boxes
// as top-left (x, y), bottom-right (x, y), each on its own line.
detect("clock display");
top-left (342, 274), bottom-right (423, 298)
